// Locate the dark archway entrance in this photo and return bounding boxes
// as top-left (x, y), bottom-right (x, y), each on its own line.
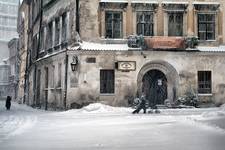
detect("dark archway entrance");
top-left (142, 69), bottom-right (167, 106)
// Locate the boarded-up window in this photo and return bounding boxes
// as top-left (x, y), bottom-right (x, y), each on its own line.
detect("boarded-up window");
top-left (61, 12), bottom-right (67, 42)
top-left (198, 14), bottom-right (215, 40)
top-left (137, 11), bottom-right (154, 36)
top-left (55, 18), bottom-right (60, 45)
top-left (100, 70), bottom-right (115, 94)
top-left (198, 71), bottom-right (212, 94)
top-left (168, 13), bottom-right (183, 36)
top-left (105, 11), bottom-right (122, 38)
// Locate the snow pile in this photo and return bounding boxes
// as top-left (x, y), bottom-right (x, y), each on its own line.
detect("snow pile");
top-left (201, 104), bottom-right (225, 118)
top-left (62, 103), bottom-right (132, 114)
top-left (80, 103), bottom-right (132, 113)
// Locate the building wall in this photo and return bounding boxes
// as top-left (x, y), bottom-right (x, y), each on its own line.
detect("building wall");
top-left (78, 0), bottom-right (225, 45)
top-left (17, 1), bottom-right (29, 103)
top-left (35, 52), bottom-right (66, 110)
top-left (66, 50), bottom-right (225, 107)
top-left (26, 0), bottom-right (225, 109)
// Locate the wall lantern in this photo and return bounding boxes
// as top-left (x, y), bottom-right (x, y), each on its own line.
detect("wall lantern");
top-left (71, 55), bottom-right (78, 71)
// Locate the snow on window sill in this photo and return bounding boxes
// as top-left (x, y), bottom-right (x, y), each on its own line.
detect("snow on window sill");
top-left (100, 93), bottom-right (115, 96)
top-left (198, 93), bottom-right (213, 96)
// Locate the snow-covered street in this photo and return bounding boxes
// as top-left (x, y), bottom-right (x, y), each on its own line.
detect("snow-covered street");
top-left (0, 101), bottom-right (225, 150)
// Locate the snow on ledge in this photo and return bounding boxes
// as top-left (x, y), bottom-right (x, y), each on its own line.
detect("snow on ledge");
top-left (71, 41), bottom-right (131, 51)
top-left (100, 0), bottom-right (128, 3)
top-left (193, 1), bottom-right (220, 5)
top-left (197, 46), bottom-right (225, 52)
top-left (131, 0), bottom-right (158, 4)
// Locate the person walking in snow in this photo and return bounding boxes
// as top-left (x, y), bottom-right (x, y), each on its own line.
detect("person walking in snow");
top-left (5, 96), bottom-right (11, 110)
top-left (132, 93), bottom-right (147, 114)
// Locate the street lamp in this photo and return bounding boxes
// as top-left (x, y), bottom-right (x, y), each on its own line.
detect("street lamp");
top-left (71, 55), bottom-right (78, 71)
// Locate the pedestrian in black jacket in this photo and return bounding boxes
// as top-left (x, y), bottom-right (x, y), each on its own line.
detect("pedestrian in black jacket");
top-left (132, 93), bottom-right (146, 114)
top-left (5, 96), bottom-right (11, 110)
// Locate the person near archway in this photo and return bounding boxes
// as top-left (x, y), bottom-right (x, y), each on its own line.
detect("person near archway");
top-left (132, 93), bottom-right (146, 114)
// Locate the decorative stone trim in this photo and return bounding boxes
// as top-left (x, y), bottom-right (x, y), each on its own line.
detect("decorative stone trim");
top-left (193, 2), bottom-right (220, 11)
top-left (131, 3), bottom-right (158, 12)
top-left (162, 2), bottom-right (188, 12)
top-left (100, 2), bottom-right (128, 11)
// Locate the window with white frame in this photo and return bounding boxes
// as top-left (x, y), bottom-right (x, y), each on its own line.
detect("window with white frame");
top-left (198, 14), bottom-right (215, 40)
top-left (136, 11), bottom-right (154, 36)
top-left (105, 11), bottom-right (122, 39)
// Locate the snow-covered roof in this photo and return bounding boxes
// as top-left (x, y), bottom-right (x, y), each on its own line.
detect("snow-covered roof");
top-left (197, 46), bottom-right (225, 52)
top-left (162, 1), bottom-right (189, 5)
top-left (71, 41), bottom-right (130, 51)
top-left (193, 2), bottom-right (220, 5)
top-left (131, 0), bottom-right (158, 4)
top-left (100, 0), bottom-right (128, 3)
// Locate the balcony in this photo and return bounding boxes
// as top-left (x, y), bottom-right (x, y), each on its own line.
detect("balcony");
top-left (128, 36), bottom-right (198, 51)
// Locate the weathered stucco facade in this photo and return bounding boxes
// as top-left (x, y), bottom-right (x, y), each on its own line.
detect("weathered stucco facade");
top-left (66, 50), bottom-right (225, 107)
top-left (24, 0), bottom-right (225, 110)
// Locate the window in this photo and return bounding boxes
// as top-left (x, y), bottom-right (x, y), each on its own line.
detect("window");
top-left (62, 13), bottom-right (67, 42)
top-left (55, 18), bottom-right (60, 45)
top-left (51, 65), bottom-right (55, 88)
top-left (40, 28), bottom-right (45, 51)
top-left (57, 63), bottom-right (62, 87)
top-left (137, 11), bottom-right (154, 36)
top-left (100, 70), bottom-right (115, 94)
top-left (198, 14), bottom-right (215, 40)
top-left (45, 67), bottom-right (49, 88)
top-left (198, 71), bottom-right (212, 94)
top-left (47, 22), bottom-right (53, 49)
top-left (168, 13), bottom-right (183, 36)
top-left (105, 11), bottom-right (122, 38)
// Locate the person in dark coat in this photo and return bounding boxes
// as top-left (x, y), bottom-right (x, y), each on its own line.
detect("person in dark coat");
top-left (5, 96), bottom-right (11, 110)
top-left (132, 93), bottom-right (147, 114)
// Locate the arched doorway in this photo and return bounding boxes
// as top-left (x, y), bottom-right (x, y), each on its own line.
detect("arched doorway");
top-left (142, 70), bottom-right (167, 106)
top-left (137, 60), bottom-right (179, 104)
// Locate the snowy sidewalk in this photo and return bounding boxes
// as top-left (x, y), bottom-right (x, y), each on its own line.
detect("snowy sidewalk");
top-left (0, 102), bottom-right (225, 150)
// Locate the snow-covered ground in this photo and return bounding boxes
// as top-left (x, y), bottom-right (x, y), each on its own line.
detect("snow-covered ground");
top-left (0, 101), bottom-right (225, 150)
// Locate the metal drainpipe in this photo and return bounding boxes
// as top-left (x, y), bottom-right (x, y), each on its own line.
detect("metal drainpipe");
top-left (64, 53), bottom-right (69, 110)
top-left (76, 0), bottom-right (80, 33)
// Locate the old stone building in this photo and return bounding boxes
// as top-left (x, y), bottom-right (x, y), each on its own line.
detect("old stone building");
top-left (8, 38), bottom-right (19, 101)
top-left (24, 0), bottom-right (225, 110)
top-left (17, 0), bottom-right (30, 103)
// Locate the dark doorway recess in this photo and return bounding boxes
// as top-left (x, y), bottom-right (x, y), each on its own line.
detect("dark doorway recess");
top-left (142, 69), bottom-right (167, 106)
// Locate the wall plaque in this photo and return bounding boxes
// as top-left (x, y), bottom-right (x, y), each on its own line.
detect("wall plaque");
top-left (117, 61), bottom-right (136, 71)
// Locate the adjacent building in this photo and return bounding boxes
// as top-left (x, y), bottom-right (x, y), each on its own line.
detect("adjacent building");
top-left (8, 38), bottom-right (19, 101)
top-left (0, 0), bottom-right (19, 63)
top-left (0, 0), bottom-right (19, 100)
top-left (24, 0), bottom-right (225, 110)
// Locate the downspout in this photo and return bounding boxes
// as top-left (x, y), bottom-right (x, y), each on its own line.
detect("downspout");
top-left (76, 0), bottom-right (80, 33)
top-left (64, 53), bottom-right (68, 110)
top-left (35, 0), bottom-right (43, 108)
